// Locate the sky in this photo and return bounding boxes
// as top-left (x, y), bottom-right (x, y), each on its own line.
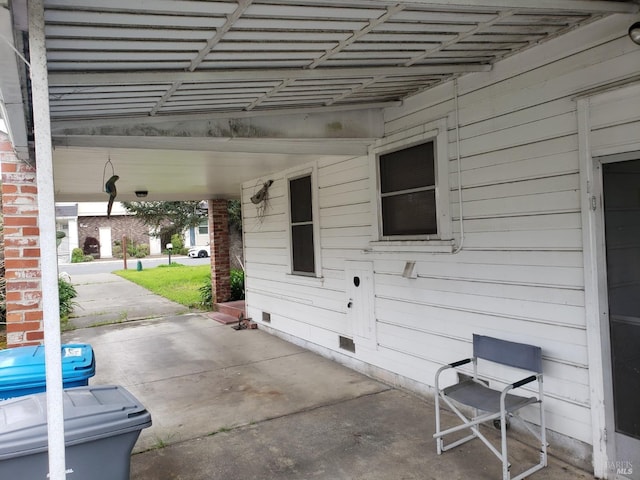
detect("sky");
top-left (0, 118), bottom-right (6, 133)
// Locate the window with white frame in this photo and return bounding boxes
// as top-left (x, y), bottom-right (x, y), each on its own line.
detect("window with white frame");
top-left (198, 219), bottom-right (208, 235)
top-left (289, 174), bottom-right (316, 275)
top-left (374, 121), bottom-right (451, 241)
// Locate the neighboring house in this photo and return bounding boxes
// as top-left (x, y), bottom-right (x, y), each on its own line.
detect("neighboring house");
top-left (187, 218), bottom-right (210, 248)
top-left (55, 202), bottom-right (161, 262)
top-left (54, 203), bottom-right (77, 263)
top-left (187, 217), bottom-right (244, 269)
top-left (57, 202), bottom-right (243, 267)
top-left (241, 17), bottom-right (640, 476)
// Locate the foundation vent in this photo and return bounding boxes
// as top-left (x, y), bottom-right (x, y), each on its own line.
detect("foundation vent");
top-left (339, 336), bottom-right (355, 353)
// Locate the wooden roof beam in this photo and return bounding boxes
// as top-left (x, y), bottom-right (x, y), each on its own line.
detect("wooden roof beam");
top-left (355, 0), bottom-right (638, 14)
top-left (50, 100), bottom-right (399, 132)
top-left (48, 64), bottom-right (492, 86)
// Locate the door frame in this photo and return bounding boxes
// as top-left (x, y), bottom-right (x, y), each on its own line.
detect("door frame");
top-left (578, 94), bottom-right (640, 478)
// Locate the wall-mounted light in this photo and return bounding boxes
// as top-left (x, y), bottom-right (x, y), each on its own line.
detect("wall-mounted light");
top-left (135, 190), bottom-right (148, 198)
top-left (629, 22), bottom-right (640, 45)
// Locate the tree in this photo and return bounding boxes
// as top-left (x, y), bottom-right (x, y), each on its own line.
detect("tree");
top-left (122, 200), bottom-right (242, 238)
top-left (121, 201), bottom-right (205, 241)
top-left (228, 199), bottom-right (242, 232)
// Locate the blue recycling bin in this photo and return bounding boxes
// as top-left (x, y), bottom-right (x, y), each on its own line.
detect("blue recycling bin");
top-left (0, 344), bottom-right (95, 400)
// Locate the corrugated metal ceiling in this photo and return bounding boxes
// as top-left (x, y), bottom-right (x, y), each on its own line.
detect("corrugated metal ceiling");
top-left (36, 0), bottom-right (637, 126)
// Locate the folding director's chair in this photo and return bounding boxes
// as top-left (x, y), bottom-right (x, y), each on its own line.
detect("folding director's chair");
top-left (433, 334), bottom-right (547, 480)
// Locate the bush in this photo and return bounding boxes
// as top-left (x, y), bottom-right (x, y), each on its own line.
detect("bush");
top-left (58, 277), bottom-right (78, 322)
top-left (135, 244), bottom-right (149, 258)
top-left (170, 233), bottom-right (184, 251)
top-left (71, 248), bottom-right (85, 263)
top-left (199, 269), bottom-right (244, 308)
top-left (230, 269), bottom-right (245, 301)
top-left (112, 244), bottom-right (123, 258)
top-left (199, 280), bottom-right (214, 310)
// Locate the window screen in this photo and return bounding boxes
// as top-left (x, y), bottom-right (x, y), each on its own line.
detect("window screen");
top-left (379, 141), bottom-right (437, 236)
top-left (289, 175), bottom-right (315, 274)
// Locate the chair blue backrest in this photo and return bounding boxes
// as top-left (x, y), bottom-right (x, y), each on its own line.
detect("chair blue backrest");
top-left (473, 334), bottom-right (542, 373)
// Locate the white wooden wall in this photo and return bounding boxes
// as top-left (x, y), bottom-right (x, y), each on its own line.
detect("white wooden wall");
top-left (242, 13), bottom-right (640, 460)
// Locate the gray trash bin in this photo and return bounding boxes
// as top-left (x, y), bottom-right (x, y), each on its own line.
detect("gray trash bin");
top-left (0, 384), bottom-right (152, 480)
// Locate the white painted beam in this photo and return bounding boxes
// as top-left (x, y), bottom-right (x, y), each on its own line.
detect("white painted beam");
top-left (347, 0), bottom-right (638, 14)
top-left (188, 0), bottom-right (253, 72)
top-left (50, 101), bottom-right (398, 132)
top-left (51, 135), bottom-right (374, 156)
top-left (47, 64), bottom-right (492, 86)
top-left (28, 2), bottom-right (66, 480)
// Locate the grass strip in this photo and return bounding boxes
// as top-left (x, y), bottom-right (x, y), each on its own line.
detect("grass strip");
top-left (115, 263), bottom-right (210, 309)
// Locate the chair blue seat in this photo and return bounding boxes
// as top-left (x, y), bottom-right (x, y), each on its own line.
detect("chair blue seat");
top-left (444, 379), bottom-right (537, 414)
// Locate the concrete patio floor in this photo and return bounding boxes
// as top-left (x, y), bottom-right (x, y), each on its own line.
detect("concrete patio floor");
top-left (62, 303), bottom-right (595, 480)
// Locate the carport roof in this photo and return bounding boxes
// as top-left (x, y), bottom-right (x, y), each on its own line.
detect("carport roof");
top-left (6, 0), bottom-right (638, 130)
top-left (1, 0), bottom-right (638, 200)
top-left (37, 0), bottom-right (635, 126)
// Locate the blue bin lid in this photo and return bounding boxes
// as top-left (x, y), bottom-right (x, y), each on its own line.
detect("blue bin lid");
top-left (0, 385), bottom-right (152, 459)
top-left (0, 344), bottom-right (95, 392)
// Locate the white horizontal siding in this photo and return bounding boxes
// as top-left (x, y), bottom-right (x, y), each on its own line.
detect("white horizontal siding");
top-left (243, 15), bottom-right (640, 456)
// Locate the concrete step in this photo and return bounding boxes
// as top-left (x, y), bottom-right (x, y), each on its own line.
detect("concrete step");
top-left (208, 312), bottom-right (241, 325)
top-left (215, 300), bottom-right (245, 318)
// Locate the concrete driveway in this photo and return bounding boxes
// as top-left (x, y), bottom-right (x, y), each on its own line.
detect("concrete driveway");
top-left (62, 274), bottom-right (594, 480)
top-left (67, 273), bottom-right (188, 328)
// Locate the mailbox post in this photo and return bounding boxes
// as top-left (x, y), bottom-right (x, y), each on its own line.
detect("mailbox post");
top-left (166, 243), bottom-right (173, 265)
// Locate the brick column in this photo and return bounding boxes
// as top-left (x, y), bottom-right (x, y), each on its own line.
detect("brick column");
top-left (1, 133), bottom-right (44, 347)
top-left (208, 199), bottom-right (231, 303)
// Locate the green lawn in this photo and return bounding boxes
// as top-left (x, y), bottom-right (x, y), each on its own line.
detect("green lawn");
top-left (115, 263), bottom-right (211, 309)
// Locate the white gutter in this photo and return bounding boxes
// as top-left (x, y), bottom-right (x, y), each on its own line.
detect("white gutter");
top-left (0, 6), bottom-right (29, 160)
top-left (28, 1), bottom-right (67, 479)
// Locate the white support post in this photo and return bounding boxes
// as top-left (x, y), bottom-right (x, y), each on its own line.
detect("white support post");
top-left (28, 1), bottom-right (66, 479)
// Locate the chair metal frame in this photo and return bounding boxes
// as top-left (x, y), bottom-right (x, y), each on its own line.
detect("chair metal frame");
top-left (433, 334), bottom-right (547, 480)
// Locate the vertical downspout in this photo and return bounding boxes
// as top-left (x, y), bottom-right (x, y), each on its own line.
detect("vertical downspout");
top-left (452, 78), bottom-right (465, 254)
top-left (28, 1), bottom-right (67, 479)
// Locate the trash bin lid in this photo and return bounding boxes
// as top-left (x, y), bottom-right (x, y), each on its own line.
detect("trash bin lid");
top-left (0, 385), bottom-right (152, 459)
top-left (0, 344), bottom-right (95, 391)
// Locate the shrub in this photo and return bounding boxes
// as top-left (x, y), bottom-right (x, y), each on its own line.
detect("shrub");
top-left (135, 244), bottom-right (149, 258)
top-left (58, 277), bottom-right (78, 321)
top-left (199, 280), bottom-right (214, 310)
top-left (112, 244), bottom-right (123, 258)
top-left (167, 234), bottom-right (189, 255)
top-left (83, 255), bottom-right (94, 262)
top-left (230, 269), bottom-right (245, 301)
top-left (170, 233), bottom-right (183, 251)
top-left (199, 269), bottom-right (244, 307)
top-left (71, 248), bottom-right (85, 263)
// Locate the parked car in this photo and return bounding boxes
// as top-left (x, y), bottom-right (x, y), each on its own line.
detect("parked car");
top-left (188, 245), bottom-right (210, 258)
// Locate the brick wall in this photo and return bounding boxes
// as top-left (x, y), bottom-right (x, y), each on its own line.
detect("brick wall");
top-left (1, 133), bottom-right (44, 347)
top-left (78, 215), bottom-right (149, 257)
top-left (209, 199), bottom-right (231, 302)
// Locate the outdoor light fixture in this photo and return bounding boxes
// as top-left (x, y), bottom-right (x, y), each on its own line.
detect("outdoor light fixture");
top-left (629, 22), bottom-right (640, 45)
top-left (135, 190), bottom-right (148, 198)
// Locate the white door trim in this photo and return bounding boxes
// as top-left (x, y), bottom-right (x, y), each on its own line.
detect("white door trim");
top-left (578, 88), bottom-right (640, 479)
top-left (577, 97), bottom-right (611, 478)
